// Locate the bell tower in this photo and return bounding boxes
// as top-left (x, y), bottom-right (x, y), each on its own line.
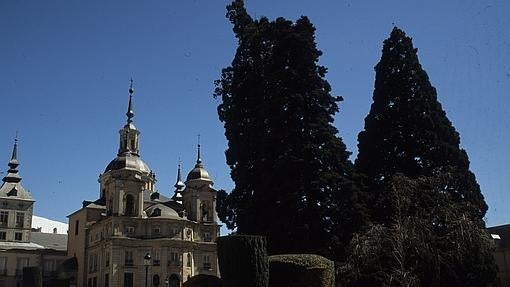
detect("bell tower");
top-left (98, 80), bottom-right (156, 217)
top-left (182, 143), bottom-right (217, 223)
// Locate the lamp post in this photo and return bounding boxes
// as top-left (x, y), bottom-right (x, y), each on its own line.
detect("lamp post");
top-left (144, 252), bottom-right (152, 287)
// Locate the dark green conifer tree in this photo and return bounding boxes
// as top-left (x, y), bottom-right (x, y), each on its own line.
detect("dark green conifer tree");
top-left (214, 0), bottom-right (365, 261)
top-left (352, 27), bottom-right (496, 286)
top-left (355, 27), bottom-right (487, 223)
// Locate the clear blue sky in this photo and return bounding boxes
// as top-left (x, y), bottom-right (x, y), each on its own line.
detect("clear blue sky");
top-left (1, 1), bottom-right (508, 228)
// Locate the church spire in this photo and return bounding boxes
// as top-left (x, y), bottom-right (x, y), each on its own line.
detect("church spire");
top-left (195, 135), bottom-right (203, 167)
top-left (126, 79), bottom-right (135, 124)
top-left (3, 137), bottom-right (21, 183)
top-left (117, 80), bottom-right (140, 156)
top-left (172, 162), bottom-right (185, 203)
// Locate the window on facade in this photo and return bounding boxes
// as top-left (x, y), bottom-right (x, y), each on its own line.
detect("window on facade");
top-left (105, 274), bottom-right (109, 287)
top-left (203, 255), bottom-right (211, 270)
top-left (126, 226), bottom-right (135, 234)
top-left (0, 257), bottom-right (7, 275)
top-left (187, 253), bottom-right (191, 267)
top-left (168, 251), bottom-right (179, 266)
top-left (89, 255), bottom-right (93, 273)
top-left (124, 273), bottom-right (133, 287)
top-left (125, 251), bottom-right (133, 266)
top-left (16, 258), bottom-right (29, 275)
top-left (105, 251), bottom-right (110, 267)
top-left (153, 226), bottom-right (161, 235)
top-left (153, 274), bottom-right (160, 287)
top-left (15, 213), bottom-right (24, 228)
top-left (125, 195), bottom-right (135, 216)
top-left (152, 208), bottom-right (161, 217)
top-left (93, 254), bottom-right (98, 272)
top-left (203, 232), bottom-right (211, 242)
top-left (153, 250), bottom-right (160, 266)
top-left (93, 276), bottom-right (97, 287)
top-left (44, 259), bottom-right (56, 277)
top-left (0, 231), bottom-right (6, 240)
top-left (14, 232), bottom-right (22, 241)
top-left (0, 211), bottom-right (8, 226)
top-left (75, 220), bottom-right (80, 235)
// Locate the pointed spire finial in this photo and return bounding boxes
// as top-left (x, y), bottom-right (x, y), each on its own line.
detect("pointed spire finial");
top-left (126, 79), bottom-right (135, 123)
top-left (196, 134), bottom-right (202, 165)
top-left (11, 132), bottom-right (18, 162)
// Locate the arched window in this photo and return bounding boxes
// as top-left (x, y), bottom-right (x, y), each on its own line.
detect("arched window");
top-left (168, 274), bottom-right (180, 287)
top-left (125, 194), bottom-right (135, 216)
top-left (152, 274), bottom-right (160, 287)
top-left (201, 201), bottom-right (210, 222)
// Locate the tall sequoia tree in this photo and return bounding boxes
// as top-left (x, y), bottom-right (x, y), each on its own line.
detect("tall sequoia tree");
top-left (214, 0), bottom-right (366, 261)
top-left (355, 27), bottom-right (488, 223)
top-left (352, 27), bottom-right (496, 286)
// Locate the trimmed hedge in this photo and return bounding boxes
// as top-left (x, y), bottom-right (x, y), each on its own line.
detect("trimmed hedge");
top-left (217, 235), bottom-right (269, 287)
top-left (269, 254), bottom-right (334, 287)
top-left (183, 274), bottom-right (222, 287)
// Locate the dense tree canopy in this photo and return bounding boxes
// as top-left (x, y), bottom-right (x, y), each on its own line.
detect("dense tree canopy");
top-left (355, 27), bottom-right (488, 224)
top-left (214, 0), bottom-right (365, 261)
top-left (340, 175), bottom-right (496, 287)
top-left (351, 27), bottom-right (496, 286)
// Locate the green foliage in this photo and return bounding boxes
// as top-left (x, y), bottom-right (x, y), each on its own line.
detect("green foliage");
top-left (355, 27), bottom-right (488, 223)
top-left (351, 27), bottom-right (496, 286)
top-left (214, 0), bottom-right (365, 261)
top-left (217, 235), bottom-right (269, 287)
top-left (339, 175), bottom-right (496, 287)
top-left (269, 254), bottom-right (334, 287)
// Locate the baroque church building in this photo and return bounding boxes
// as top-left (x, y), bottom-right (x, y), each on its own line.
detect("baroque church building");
top-left (67, 84), bottom-right (220, 287)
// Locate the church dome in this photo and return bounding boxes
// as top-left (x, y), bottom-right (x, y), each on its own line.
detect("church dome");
top-left (145, 203), bottom-right (181, 219)
top-left (105, 154), bottom-right (151, 174)
top-left (186, 165), bottom-right (212, 182)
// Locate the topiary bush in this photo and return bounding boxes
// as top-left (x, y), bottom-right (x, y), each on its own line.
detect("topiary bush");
top-left (217, 235), bottom-right (268, 287)
top-left (269, 254), bottom-right (334, 287)
top-left (183, 274), bottom-right (222, 287)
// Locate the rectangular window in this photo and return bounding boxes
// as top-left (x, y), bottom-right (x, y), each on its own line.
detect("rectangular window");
top-left (15, 213), bottom-right (24, 228)
top-left (105, 274), bottom-right (109, 287)
top-left (93, 277), bottom-right (97, 287)
top-left (124, 273), bottom-right (133, 287)
top-left (93, 254), bottom-right (98, 272)
top-left (125, 251), bottom-right (133, 266)
top-left (14, 232), bottom-right (22, 241)
top-left (43, 259), bottom-right (56, 277)
top-left (126, 226), bottom-right (135, 234)
top-left (0, 257), bottom-right (7, 275)
top-left (0, 232), bottom-right (6, 240)
top-left (0, 211), bottom-right (8, 226)
top-left (203, 255), bottom-right (211, 269)
top-left (105, 251), bottom-right (110, 267)
top-left (153, 226), bottom-right (161, 235)
top-left (16, 258), bottom-right (29, 275)
top-left (153, 250), bottom-right (160, 266)
top-left (168, 251), bottom-right (179, 266)
top-left (88, 255), bottom-right (93, 273)
top-left (203, 232), bottom-right (211, 242)
top-left (75, 220), bottom-right (79, 235)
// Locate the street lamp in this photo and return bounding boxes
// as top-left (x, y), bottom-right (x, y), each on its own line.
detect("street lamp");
top-left (165, 276), bottom-right (169, 287)
top-left (144, 252), bottom-right (152, 287)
